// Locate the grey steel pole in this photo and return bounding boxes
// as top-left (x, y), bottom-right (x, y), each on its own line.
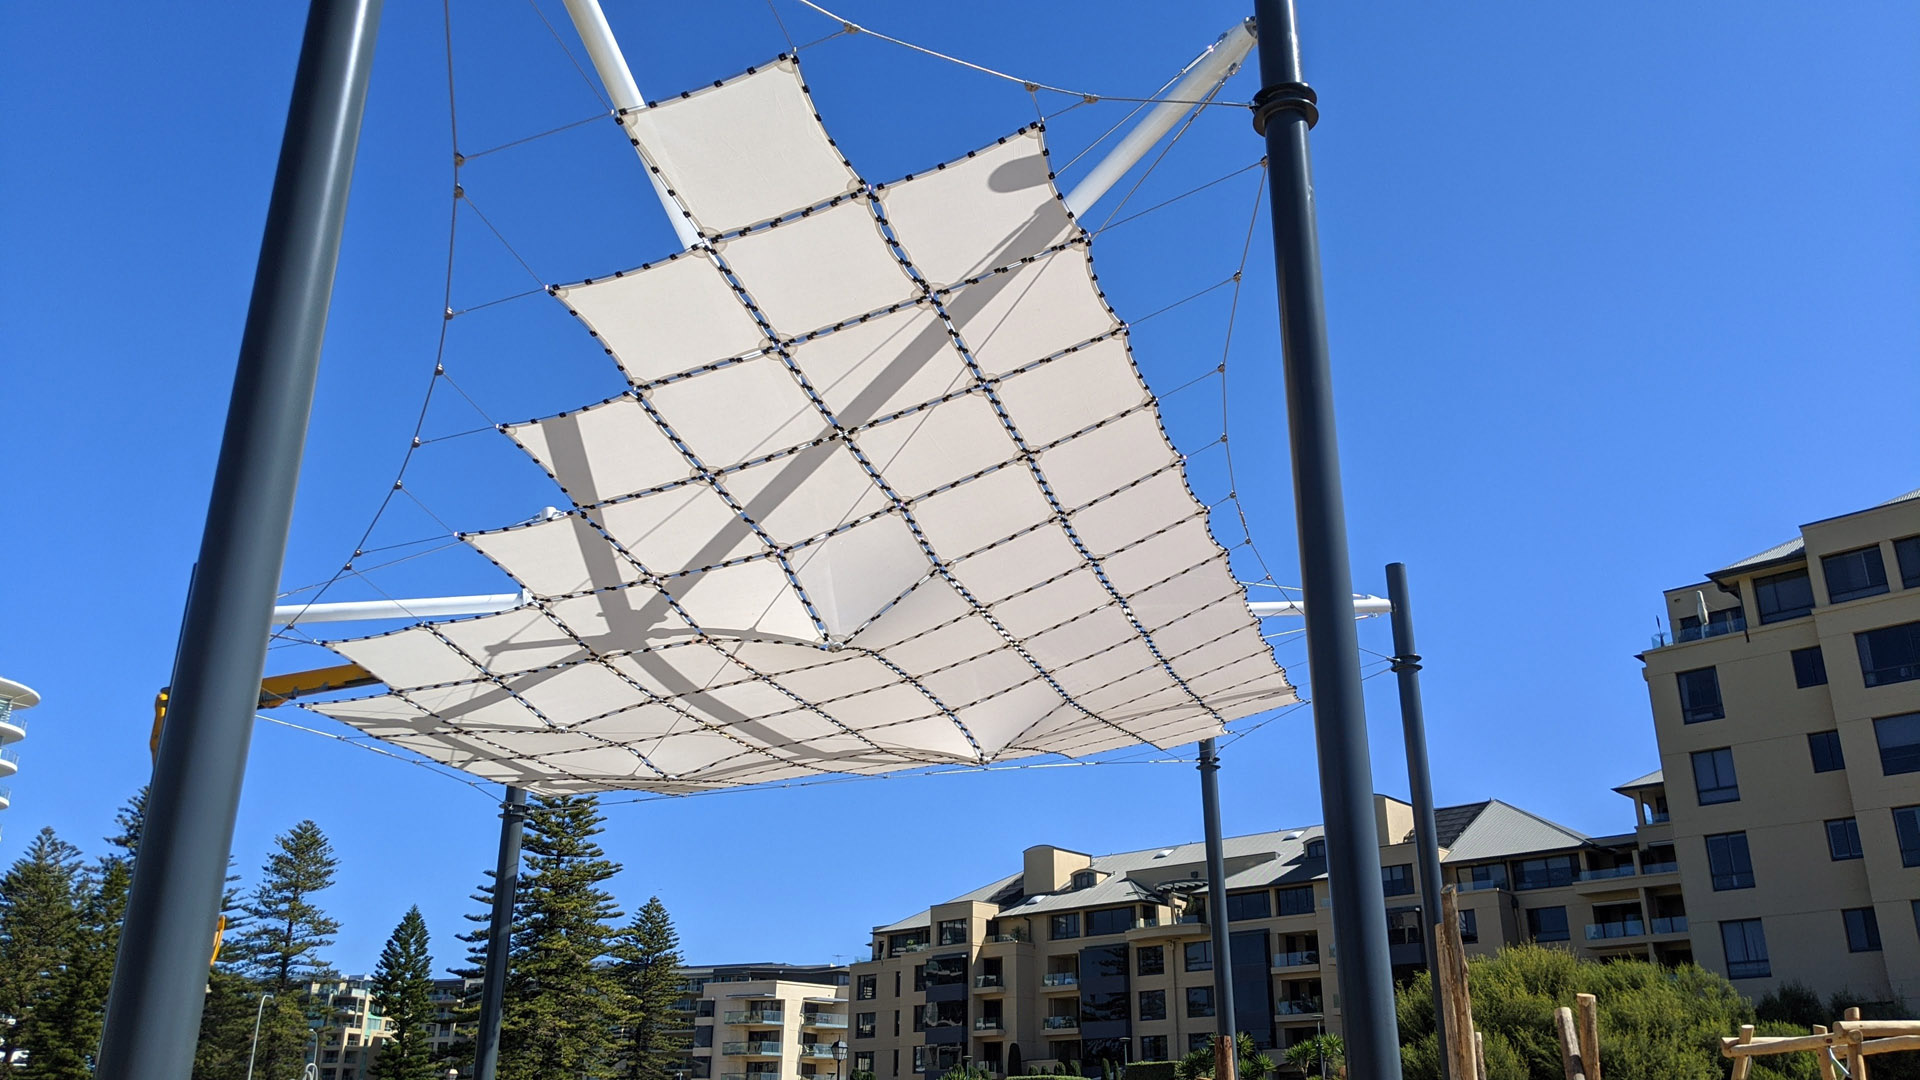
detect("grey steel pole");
top-left (475, 787), bottom-right (528, 1080)
top-left (1197, 738), bottom-right (1237, 1049)
top-left (95, 1), bottom-right (382, 1077)
top-left (1386, 563), bottom-right (1449, 1079)
top-left (1249, 2), bottom-right (1402, 1077)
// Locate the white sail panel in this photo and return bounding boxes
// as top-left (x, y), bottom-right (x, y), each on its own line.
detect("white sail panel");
top-left (311, 62), bottom-right (1295, 795)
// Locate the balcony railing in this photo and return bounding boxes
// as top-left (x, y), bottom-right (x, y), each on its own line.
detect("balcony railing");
top-left (723, 1042), bottom-right (785, 1056)
top-left (1042, 1016), bottom-right (1079, 1031)
top-left (986, 931), bottom-right (1029, 944)
top-left (723, 1012), bottom-right (786, 1026)
top-left (1651, 916), bottom-right (1688, 934)
top-left (724, 1073), bottom-right (782, 1080)
top-left (1576, 865), bottom-right (1637, 883)
top-left (1584, 919), bottom-right (1646, 941)
top-left (974, 1017), bottom-right (1004, 1032)
top-left (1640, 860), bottom-right (1678, 875)
top-left (1040, 973), bottom-right (1078, 988)
top-left (800, 1045), bottom-right (842, 1059)
top-left (890, 942), bottom-right (932, 957)
top-left (1671, 614), bottom-right (1748, 645)
top-left (802, 1014), bottom-right (847, 1029)
top-left (1455, 877), bottom-right (1506, 893)
top-left (1272, 951), bottom-right (1319, 968)
top-left (974, 975), bottom-right (1004, 990)
top-left (1276, 999), bottom-right (1323, 1016)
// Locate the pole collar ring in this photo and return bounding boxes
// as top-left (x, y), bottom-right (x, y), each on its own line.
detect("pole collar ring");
top-left (1252, 81), bottom-right (1319, 134)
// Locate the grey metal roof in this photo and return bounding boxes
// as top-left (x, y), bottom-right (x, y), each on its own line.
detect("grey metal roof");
top-left (1612, 769), bottom-right (1663, 793)
top-left (1438, 800), bottom-right (1588, 864)
top-left (1710, 488), bottom-right (1920, 582)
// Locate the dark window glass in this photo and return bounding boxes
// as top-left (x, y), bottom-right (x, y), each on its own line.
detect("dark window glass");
top-left (1461, 864), bottom-right (1508, 890)
top-left (1183, 941), bottom-right (1212, 972)
top-left (1793, 647), bottom-right (1829, 688)
top-left (1187, 1035), bottom-right (1211, 1054)
top-left (1140, 1036), bottom-right (1168, 1062)
top-left (1304, 839), bottom-right (1325, 860)
top-left (1721, 919), bottom-right (1770, 978)
top-left (1827, 818), bottom-right (1864, 860)
top-left (1677, 667), bottom-right (1725, 723)
top-left (1081, 992), bottom-right (1127, 1025)
top-left (1876, 713), bottom-right (1920, 775)
top-left (894, 971), bottom-right (900, 997)
top-left (1226, 891), bottom-right (1271, 921)
top-left (924, 956), bottom-right (965, 986)
top-left (938, 919), bottom-right (967, 945)
top-left (1086, 906), bottom-right (1132, 937)
top-left (857, 975), bottom-right (876, 1000)
top-left (1693, 747), bottom-right (1740, 805)
top-left (1858, 624), bottom-right (1920, 687)
top-left (1137, 989), bottom-right (1166, 1022)
top-left (1513, 854), bottom-right (1577, 890)
top-left (1706, 832), bottom-right (1755, 890)
top-left (1050, 913), bottom-right (1081, 940)
top-left (1843, 908), bottom-right (1882, 952)
top-left (1756, 568), bottom-right (1816, 623)
top-left (1894, 806), bottom-right (1920, 867)
top-left (913, 965), bottom-right (926, 992)
top-left (1525, 907), bottom-right (1569, 943)
top-left (1136, 945), bottom-right (1164, 976)
top-left (1824, 546), bottom-right (1890, 603)
top-left (1809, 730), bottom-right (1846, 773)
top-left (1072, 871), bottom-right (1097, 890)
top-left (893, 1010), bottom-right (900, 1037)
top-left (1276, 885), bottom-right (1314, 915)
top-left (856, 1013), bottom-right (876, 1039)
top-left (1896, 536), bottom-right (1920, 589)
top-left (1185, 987), bottom-right (1214, 1018)
top-left (1459, 909), bottom-right (1478, 944)
top-left (856, 1053), bottom-right (875, 1075)
top-left (1386, 909), bottom-right (1423, 946)
top-left (693, 1026), bottom-right (713, 1048)
top-left (1381, 864), bottom-right (1415, 897)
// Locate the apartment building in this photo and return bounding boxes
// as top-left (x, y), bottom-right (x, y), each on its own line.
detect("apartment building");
top-left (688, 968), bottom-right (852, 1080)
top-left (309, 975), bottom-right (388, 1080)
top-left (1640, 489), bottom-right (1920, 1002)
top-left (848, 791), bottom-right (1682, 1076)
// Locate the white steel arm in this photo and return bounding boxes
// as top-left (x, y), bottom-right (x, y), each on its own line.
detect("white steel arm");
top-left (272, 592), bottom-right (526, 626)
top-left (1249, 596), bottom-right (1392, 619)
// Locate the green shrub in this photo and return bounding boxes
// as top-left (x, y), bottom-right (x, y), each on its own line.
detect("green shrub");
top-left (1123, 1061), bottom-right (1177, 1080)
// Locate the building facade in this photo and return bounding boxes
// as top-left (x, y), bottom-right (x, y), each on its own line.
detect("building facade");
top-left (1640, 490), bottom-right (1920, 1002)
top-left (687, 967), bottom-right (851, 1080)
top-left (0, 676), bottom-right (37, 829)
top-left (848, 792), bottom-right (1682, 1076)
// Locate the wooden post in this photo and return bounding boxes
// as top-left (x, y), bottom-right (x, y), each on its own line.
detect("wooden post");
top-left (1730, 1024), bottom-right (1753, 1080)
top-left (1213, 1034), bottom-right (1237, 1080)
top-left (1813, 1025), bottom-right (1837, 1080)
top-left (1574, 993), bottom-right (1601, 1080)
top-left (1438, 887), bottom-right (1480, 1080)
top-left (1554, 1007), bottom-right (1587, 1080)
top-left (1473, 1030), bottom-right (1487, 1080)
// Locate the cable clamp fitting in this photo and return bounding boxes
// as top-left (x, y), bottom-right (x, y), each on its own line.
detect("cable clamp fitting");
top-left (1251, 81), bottom-right (1318, 134)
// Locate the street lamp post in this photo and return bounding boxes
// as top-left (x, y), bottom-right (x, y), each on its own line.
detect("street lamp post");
top-left (245, 992), bottom-right (275, 1080)
top-left (834, 1039), bottom-right (848, 1080)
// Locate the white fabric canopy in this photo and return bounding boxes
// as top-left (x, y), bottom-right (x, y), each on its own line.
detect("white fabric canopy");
top-left (311, 57), bottom-right (1295, 794)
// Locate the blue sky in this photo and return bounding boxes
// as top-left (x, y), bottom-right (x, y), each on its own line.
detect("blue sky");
top-left (2, 1), bottom-right (1915, 976)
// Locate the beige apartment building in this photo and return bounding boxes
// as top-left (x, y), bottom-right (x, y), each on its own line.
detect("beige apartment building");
top-left (1640, 489), bottom-right (1920, 1002)
top-left (848, 790), bottom-right (1684, 1075)
top-left (689, 971), bottom-right (853, 1080)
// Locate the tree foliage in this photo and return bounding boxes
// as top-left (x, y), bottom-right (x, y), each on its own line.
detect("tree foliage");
top-left (0, 828), bottom-right (84, 1070)
top-left (613, 895), bottom-right (688, 1080)
top-left (225, 819), bottom-right (342, 1079)
top-left (1282, 1034), bottom-right (1344, 1077)
top-left (370, 906), bottom-right (439, 1080)
top-left (1173, 1033), bottom-right (1274, 1080)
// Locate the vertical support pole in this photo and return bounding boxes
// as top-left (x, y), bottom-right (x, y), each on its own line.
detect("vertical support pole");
top-left (1197, 739), bottom-right (1237, 1050)
top-left (475, 787), bottom-right (528, 1080)
top-left (1249, 2), bottom-right (1400, 1076)
top-left (1387, 563), bottom-right (1449, 1079)
top-left (1574, 993), bottom-right (1601, 1080)
top-left (95, 2), bottom-right (383, 1077)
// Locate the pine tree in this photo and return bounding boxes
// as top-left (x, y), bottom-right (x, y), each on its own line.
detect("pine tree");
top-left (194, 857), bottom-right (257, 1080)
top-left (613, 896), bottom-right (689, 1080)
top-left (20, 789), bottom-right (146, 1079)
top-left (440, 871), bottom-right (503, 1069)
top-left (227, 820), bottom-right (342, 1079)
top-left (369, 907), bottom-right (438, 1080)
top-left (0, 828), bottom-right (84, 1068)
top-left (499, 794), bottom-right (628, 1080)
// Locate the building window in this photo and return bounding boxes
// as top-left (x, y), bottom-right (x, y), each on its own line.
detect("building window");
top-left (893, 1010), bottom-right (900, 1037)
top-left (1304, 838), bottom-right (1325, 860)
top-left (1721, 919), bottom-right (1770, 978)
top-left (1858, 624), bottom-right (1920, 687)
top-left (912, 1047), bottom-right (927, 1074)
top-left (1050, 913), bottom-right (1081, 940)
top-left (1825, 546), bottom-right (1890, 604)
top-left (855, 1053), bottom-right (875, 1075)
top-left (1386, 908), bottom-right (1423, 947)
top-left (1525, 907), bottom-right (1569, 943)
top-left (1276, 885), bottom-right (1314, 915)
top-left (892, 1050), bottom-right (900, 1078)
top-left (1692, 747), bottom-right (1740, 805)
top-left (1072, 871), bottom-right (1097, 890)
top-left (1459, 909), bottom-right (1478, 945)
top-left (1381, 864), bottom-right (1415, 897)
top-left (1513, 854), bottom-right (1577, 891)
top-left (1894, 806), bottom-right (1920, 867)
top-left (938, 919), bottom-right (967, 946)
top-left (857, 975), bottom-right (876, 1001)
top-left (1140, 1036), bottom-right (1169, 1062)
top-left (1138, 989), bottom-right (1166, 1022)
top-left (1086, 906), bottom-right (1132, 937)
top-left (856, 1013), bottom-right (876, 1039)
top-left (1809, 730), bottom-right (1846, 773)
top-left (1188, 1034), bottom-right (1212, 1054)
top-left (1875, 712), bottom-right (1920, 774)
top-left (1183, 941), bottom-right (1212, 972)
top-left (1792, 647), bottom-right (1829, 688)
top-left (894, 971), bottom-right (901, 997)
top-left (1226, 891), bottom-right (1272, 921)
top-left (1827, 818), bottom-right (1864, 860)
top-left (1842, 908), bottom-right (1882, 952)
top-left (1755, 568), bottom-right (1815, 624)
top-left (1896, 535), bottom-right (1920, 589)
top-left (913, 965), bottom-right (926, 992)
top-left (1676, 667), bottom-right (1725, 723)
top-left (1459, 864), bottom-right (1507, 891)
top-left (1706, 832), bottom-right (1755, 890)
top-left (1136, 945), bottom-right (1164, 976)
top-left (1185, 987), bottom-right (1215, 1018)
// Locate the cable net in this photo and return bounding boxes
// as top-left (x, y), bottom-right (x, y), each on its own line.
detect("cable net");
top-left (309, 57), bottom-right (1295, 794)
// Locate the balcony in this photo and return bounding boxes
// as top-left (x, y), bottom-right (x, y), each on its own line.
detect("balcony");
top-left (724, 1012), bottom-right (786, 1026)
top-left (1576, 865), bottom-right (1637, 884)
top-left (1455, 877), bottom-right (1506, 894)
top-left (802, 1014), bottom-right (847, 1030)
top-left (984, 931), bottom-right (1030, 945)
top-left (724, 1073), bottom-right (782, 1080)
top-left (890, 942), bottom-right (932, 957)
top-left (1272, 951), bottom-right (1319, 970)
top-left (1650, 916), bottom-right (1688, 935)
top-left (974, 1017), bottom-right (1004, 1032)
top-left (723, 1043), bottom-right (785, 1057)
top-left (1042, 1016), bottom-right (1079, 1031)
top-left (1640, 860), bottom-right (1678, 875)
top-left (1583, 920), bottom-right (1646, 942)
top-left (0, 701), bottom-right (25, 744)
top-left (974, 974), bottom-right (1004, 991)
top-left (1040, 973), bottom-right (1078, 990)
top-left (0, 748), bottom-right (18, 777)
top-left (800, 1045), bottom-right (842, 1059)
top-left (1276, 998), bottom-right (1323, 1017)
